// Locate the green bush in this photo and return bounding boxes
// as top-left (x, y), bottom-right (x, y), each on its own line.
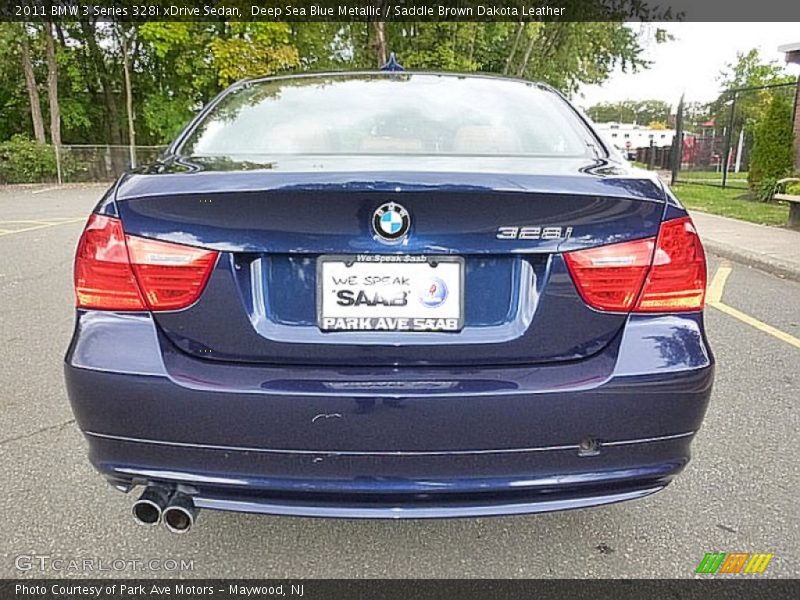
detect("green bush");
top-left (0, 135), bottom-right (81, 184)
top-left (748, 95), bottom-right (795, 201)
top-left (0, 135), bottom-right (58, 184)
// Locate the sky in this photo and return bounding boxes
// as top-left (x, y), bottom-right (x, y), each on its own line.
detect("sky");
top-left (577, 23), bottom-right (800, 110)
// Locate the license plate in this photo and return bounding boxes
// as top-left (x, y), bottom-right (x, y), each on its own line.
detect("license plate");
top-left (317, 255), bottom-right (464, 332)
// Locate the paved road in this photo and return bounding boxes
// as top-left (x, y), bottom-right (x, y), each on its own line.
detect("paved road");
top-left (0, 185), bottom-right (797, 578)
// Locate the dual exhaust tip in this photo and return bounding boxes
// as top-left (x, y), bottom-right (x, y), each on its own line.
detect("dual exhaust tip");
top-left (132, 486), bottom-right (197, 533)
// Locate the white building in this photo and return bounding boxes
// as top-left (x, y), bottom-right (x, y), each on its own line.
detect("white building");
top-left (594, 122), bottom-right (676, 154)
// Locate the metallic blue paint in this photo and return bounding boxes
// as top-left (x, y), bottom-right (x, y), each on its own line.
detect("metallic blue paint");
top-left (65, 72), bottom-right (712, 519)
top-left (65, 309), bottom-right (711, 518)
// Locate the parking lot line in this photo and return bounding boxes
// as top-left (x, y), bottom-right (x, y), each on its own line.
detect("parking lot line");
top-left (31, 186), bottom-right (63, 195)
top-left (707, 264), bottom-right (800, 350)
top-left (0, 219), bottom-right (61, 224)
top-left (0, 217), bottom-right (85, 238)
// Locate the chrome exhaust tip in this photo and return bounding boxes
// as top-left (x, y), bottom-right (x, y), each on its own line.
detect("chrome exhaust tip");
top-left (132, 485), bottom-right (171, 526)
top-left (163, 492), bottom-right (197, 534)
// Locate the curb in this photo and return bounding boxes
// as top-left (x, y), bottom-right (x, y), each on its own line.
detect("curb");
top-left (702, 238), bottom-right (800, 284)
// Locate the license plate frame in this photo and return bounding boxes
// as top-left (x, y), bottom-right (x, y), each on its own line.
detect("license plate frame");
top-left (316, 255), bottom-right (465, 332)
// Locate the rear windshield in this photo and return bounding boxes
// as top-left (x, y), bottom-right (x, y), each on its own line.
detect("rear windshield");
top-left (179, 74), bottom-right (597, 158)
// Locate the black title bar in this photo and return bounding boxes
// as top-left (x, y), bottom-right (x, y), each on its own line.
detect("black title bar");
top-left (2, 579), bottom-right (799, 600)
top-left (0, 0), bottom-right (798, 22)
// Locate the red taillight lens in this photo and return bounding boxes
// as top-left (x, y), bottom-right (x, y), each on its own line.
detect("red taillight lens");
top-left (75, 215), bottom-right (146, 310)
top-left (564, 216), bottom-right (706, 314)
top-left (74, 214), bottom-right (218, 311)
top-left (635, 216), bottom-right (706, 312)
top-left (564, 236), bottom-right (655, 312)
top-left (126, 235), bottom-right (218, 311)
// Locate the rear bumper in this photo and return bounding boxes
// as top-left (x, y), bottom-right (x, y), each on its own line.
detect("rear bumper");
top-left (65, 311), bottom-right (714, 518)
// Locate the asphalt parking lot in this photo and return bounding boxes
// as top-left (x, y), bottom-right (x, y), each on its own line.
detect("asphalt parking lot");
top-left (0, 184), bottom-right (797, 578)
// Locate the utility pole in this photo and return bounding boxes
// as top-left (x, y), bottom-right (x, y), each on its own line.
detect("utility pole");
top-left (721, 92), bottom-right (737, 189)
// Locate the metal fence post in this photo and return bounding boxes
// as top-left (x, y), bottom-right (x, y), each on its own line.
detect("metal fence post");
top-left (54, 144), bottom-right (62, 185)
top-left (721, 91), bottom-right (737, 189)
top-left (671, 94), bottom-right (684, 186)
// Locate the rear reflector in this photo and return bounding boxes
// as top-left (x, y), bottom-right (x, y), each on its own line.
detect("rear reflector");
top-left (565, 216), bottom-right (706, 313)
top-left (75, 214), bottom-right (218, 311)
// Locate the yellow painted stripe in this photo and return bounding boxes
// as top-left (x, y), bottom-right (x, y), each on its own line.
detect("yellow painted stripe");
top-left (0, 218), bottom-right (84, 238)
top-left (710, 302), bottom-right (800, 350)
top-left (0, 219), bottom-right (60, 224)
top-left (707, 264), bottom-right (800, 351)
top-left (31, 186), bottom-right (61, 195)
top-left (706, 263), bottom-right (732, 304)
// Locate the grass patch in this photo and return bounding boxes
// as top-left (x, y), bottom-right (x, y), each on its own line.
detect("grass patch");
top-left (680, 169), bottom-right (748, 180)
top-left (672, 183), bottom-right (790, 227)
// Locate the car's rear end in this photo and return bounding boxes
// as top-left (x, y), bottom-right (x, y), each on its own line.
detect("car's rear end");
top-left (65, 73), bottom-right (713, 525)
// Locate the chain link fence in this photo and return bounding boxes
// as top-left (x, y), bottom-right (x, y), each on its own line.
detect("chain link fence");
top-left (58, 145), bottom-right (167, 183)
top-left (670, 79), bottom-right (799, 191)
top-left (0, 143), bottom-right (167, 185)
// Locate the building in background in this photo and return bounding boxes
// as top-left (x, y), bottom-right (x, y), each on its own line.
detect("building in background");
top-left (594, 122), bottom-right (676, 158)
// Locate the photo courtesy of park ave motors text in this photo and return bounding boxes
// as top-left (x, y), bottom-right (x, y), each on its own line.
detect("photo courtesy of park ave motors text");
top-left (0, 0), bottom-right (798, 584)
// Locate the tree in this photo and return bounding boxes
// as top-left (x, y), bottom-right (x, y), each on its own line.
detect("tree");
top-left (748, 94), bottom-right (795, 200)
top-left (586, 100), bottom-right (671, 124)
top-left (710, 49), bottom-right (796, 150)
top-left (43, 23), bottom-right (61, 182)
top-left (372, 21), bottom-right (387, 67)
top-left (79, 20), bottom-right (123, 147)
top-left (116, 24), bottom-right (137, 167)
top-left (0, 17), bottom-right (670, 149)
top-left (19, 25), bottom-right (45, 143)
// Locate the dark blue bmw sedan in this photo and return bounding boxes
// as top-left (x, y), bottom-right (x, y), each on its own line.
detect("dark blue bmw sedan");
top-left (65, 72), bottom-right (713, 532)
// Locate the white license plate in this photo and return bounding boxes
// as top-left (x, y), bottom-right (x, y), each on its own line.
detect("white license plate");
top-left (317, 255), bottom-right (464, 332)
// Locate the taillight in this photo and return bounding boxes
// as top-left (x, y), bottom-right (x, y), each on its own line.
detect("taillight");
top-left (565, 216), bottom-right (706, 313)
top-left (564, 236), bottom-right (654, 312)
top-left (75, 214), bottom-right (218, 311)
top-left (75, 215), bottom-right (146, 310)
top-left (126, 235), bottom-right (218, 310)
top-left (635, 216), bottom-right (706, 312)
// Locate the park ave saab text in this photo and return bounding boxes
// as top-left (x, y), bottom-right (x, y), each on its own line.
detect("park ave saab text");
top-left (15, 584), bottom-right (304, 597)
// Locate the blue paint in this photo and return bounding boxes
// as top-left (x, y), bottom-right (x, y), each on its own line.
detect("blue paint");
top-left (65, 72), bottom-right (712, 519)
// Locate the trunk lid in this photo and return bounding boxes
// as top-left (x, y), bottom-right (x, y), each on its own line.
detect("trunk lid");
top-left (115, 157), bottom-right (666, 367)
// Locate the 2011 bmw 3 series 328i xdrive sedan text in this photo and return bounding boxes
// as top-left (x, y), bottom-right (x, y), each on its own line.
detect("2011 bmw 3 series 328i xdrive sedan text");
top-left (65, 72), bottom-right (713, 532)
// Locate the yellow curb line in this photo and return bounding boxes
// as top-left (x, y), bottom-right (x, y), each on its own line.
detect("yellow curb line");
top-left (707, 263), bottom-right (800, 350)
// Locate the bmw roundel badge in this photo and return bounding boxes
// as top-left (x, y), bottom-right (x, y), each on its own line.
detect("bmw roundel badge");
top-left (372, 202), bottom-right (411, 241)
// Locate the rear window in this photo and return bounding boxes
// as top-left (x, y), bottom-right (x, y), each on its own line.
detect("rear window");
top-left (179, 74), bottom-right (597, 158)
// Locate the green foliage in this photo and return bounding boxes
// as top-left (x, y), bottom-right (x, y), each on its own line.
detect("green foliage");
top-left (673, 183), bottom-right (789, 227)
top-left (587, 100), bottom-right (672, 124)
top-left (0, 135), bottom-right (58, 183)
top-left (1, 13), bottom-right (676, 148)
top-left (748, 94), bottom-right (795, 201)
top-left (710, 49), bottom-right (796, 149)
top-left (0, 24), bottom-right (34, 142)
top-left (141, 91), bottom-right (194, 143)
top-left (209, 23), bottom-right (300, 86)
